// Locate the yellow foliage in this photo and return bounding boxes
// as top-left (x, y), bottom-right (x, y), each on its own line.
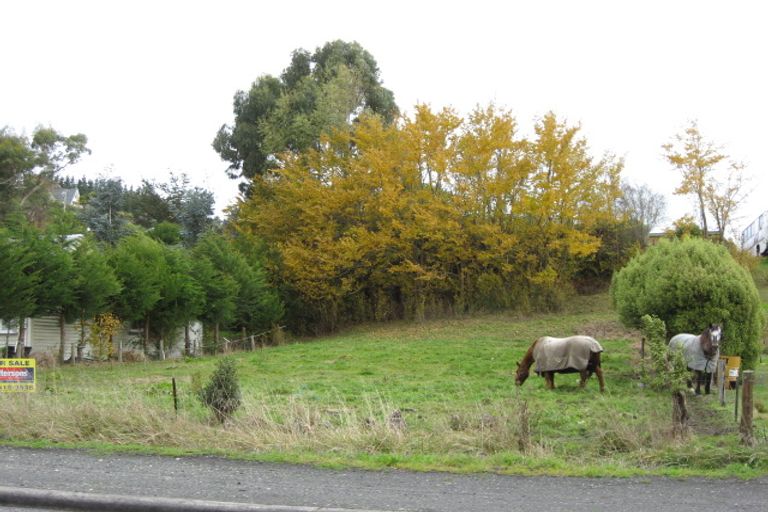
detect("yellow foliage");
top-left (236, 105), bottom-right (624, 325)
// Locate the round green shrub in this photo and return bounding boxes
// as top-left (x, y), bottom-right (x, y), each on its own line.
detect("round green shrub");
top-left (611, 238), bottom-right (765, 368)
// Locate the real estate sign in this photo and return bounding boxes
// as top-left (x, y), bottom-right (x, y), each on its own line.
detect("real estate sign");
top-left (0, 359), bottom-right (35, 392)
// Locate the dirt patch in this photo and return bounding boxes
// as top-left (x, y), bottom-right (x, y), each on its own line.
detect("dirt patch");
top-left (573, 320), bottom-right (642, 342)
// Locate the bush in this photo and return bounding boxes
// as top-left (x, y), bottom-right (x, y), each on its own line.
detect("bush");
top-left (639, 314), bottom-right (688, 393)
top-left (611, 238), bottom-right (765, 368)
top-left (198, 357), bottom-right (242, 423)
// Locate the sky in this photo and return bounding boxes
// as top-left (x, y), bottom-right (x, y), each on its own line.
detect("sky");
top-left (2, 0), bottom-right (765, 238)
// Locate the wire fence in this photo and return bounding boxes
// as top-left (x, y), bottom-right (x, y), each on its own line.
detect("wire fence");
top-left (204, 326), bottom-right (286, 355)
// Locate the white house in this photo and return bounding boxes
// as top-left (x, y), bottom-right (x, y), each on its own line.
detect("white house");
top-left (741, 211), bottom-right (768, 256)
top-left (1, 318), bottom-right (203, 360)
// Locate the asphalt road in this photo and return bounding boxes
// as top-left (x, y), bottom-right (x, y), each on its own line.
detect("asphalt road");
top-left (0, 446), bottom-right (765, 512)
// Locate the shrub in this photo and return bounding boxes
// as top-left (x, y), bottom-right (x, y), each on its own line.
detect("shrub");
top-left (611, 238), bottom-right (765, 368)
top-left (639, 314), bottom-right (688, 393)
top-left (198, 357), bottom-right (242, 423)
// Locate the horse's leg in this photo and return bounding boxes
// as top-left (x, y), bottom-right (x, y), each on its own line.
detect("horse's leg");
top-left (694, 371), bottom-right (702, 395)
top-left (579, 369), bottom-right (588, 388)
top-left (704, 372), bottom-right (712, 395)
top-left (545, 372), bottom-right (555, 389)
top-left (595, 366), bottom-right (605, 393)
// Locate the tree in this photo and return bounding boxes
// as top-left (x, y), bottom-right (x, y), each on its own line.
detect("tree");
top-left (191, 255), bottom-right (238, 351)
top-left (68, 236), bottom-right (121, 361)
top-left (213, 40), bottom-right (398, 190)
top-left (611, 237), bottom-right (765, 368)
top-left (662, 121), bottom-right (747, 239)
top-left (618, 183), bottom-right (666, 246)
top-left (122, 180), bottom-right (173, 228)
top-left (109, 234), bottom-right (166, 352)
top-left (0, 227), bottom-right (39, 353)
top-left (236, 106), bottom-right (623, 332)
top-left (0, 126), bottom-right (90, 226)
top-left (149, 221), bottom-right (182, 245)
top-left (198, 357), bottom-right (242, 423)
top-left (79, 178), bottom-right (130, 244)
top-left (149, 246), bottom-right (204, 359)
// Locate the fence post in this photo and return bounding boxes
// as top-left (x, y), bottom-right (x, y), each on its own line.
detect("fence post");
top-left (640, 337), bottom-right (645, 359)
top-left (740, 370), bottom-right (755, 446)
top-left (250, 335), bottom-right (256, 351)
top-left (171, 377), bottom-right (178, 415)
top-left (717, 359), bottom-right (726, 407)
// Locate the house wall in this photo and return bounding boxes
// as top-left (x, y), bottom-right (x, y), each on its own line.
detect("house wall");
top-left (27, 317), bottom-right (86, 360)
top-left (4, 317), bottom-right (202, 360)
top-left (741, 211), bottom-right (768, 255)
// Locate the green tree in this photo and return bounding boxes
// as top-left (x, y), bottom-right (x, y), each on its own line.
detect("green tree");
top-left (122, 180), bottom-right (173, 228)
top-left (79, 178), bottom-right (130, 244)
top-left (149, 246), bottom-right (204, 359)
top-left (149, 221), bottom-right (182, 245)
top-left (0, 126), bottom-right (90, 226)
top-left (611, 237), bottom-right (765, 368)
top-left (109, 234), bottom-right (165, 352)
top-left (0, 227), bottom-right (39, 353)
top-left (191, 255), bottom-right (238, 351)
top-left (67, 236), bottom-right (122, 361)
top-left (213, 40), bottom-right (398, 189)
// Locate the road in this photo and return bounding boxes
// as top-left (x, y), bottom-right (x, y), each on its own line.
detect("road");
top-left (0, 446), bottom-right (764, 511)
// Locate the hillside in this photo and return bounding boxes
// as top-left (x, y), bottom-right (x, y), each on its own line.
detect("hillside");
top-left (1, 291), bottom-right (766, 478)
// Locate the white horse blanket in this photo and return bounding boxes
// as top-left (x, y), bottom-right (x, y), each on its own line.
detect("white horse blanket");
top-left (533, 336), bottom-right (604, 373)
top-left (668, 334), bottom-right (718, 372)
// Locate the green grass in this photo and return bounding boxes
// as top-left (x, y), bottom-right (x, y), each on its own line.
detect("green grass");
top-left (2, 291), bottom-right (767, 478)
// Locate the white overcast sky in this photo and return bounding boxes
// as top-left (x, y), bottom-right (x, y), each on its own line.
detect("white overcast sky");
top-left (2, 0), bottom-right (765, 236)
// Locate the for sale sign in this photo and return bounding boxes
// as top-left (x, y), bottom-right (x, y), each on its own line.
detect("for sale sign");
top-left (0, 359), bottom-right (35, 392)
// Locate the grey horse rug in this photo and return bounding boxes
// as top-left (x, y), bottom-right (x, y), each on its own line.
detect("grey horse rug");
top-left (533, 336), bottom-right (604, 373)
top-left (668, 334), bottom-right (718, 372)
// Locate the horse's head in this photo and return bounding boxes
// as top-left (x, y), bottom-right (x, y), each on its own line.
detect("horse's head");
top-left (515, 361), bottom-right (529, 386)
top-left (708, 323), bottom-right (722, 348)
top-left (702, 323), bottom-right (723, 357)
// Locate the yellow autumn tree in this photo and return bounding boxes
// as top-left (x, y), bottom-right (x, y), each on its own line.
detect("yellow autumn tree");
top-left (236, 105), bottom-right (623, 331)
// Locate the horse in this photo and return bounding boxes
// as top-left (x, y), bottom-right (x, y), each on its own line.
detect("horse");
top-left (668, 324), bottom-right (722, 395)
top-left (515, 336), bottom-right (605, 392)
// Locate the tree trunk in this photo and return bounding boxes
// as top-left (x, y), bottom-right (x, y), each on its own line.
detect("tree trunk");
top-left (214, 322), bottom-right (220, 353)
top-left (184, 324), bottom-right (191, 356)
top-left (143, 315), bottom-right (150, 356)
top-left (58, 312), bottom-right (66, 363)
top-left (15, 317), bottom-right (26, 357)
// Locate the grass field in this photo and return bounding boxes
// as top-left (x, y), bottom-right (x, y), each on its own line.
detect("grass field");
top-left (2, 292), bottom-right (767, 478)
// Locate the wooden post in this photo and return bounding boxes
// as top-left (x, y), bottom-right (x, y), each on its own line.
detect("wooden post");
top-left (672, 391), bottom-right (689, 439)
top-left (172, 377), bottom-right (179, 416)
top-left (250, 335), bottom-right (256, 351)
top-left (740, 370), bottom-right (755, 446)
top-left (735, 377), bottom-right (740, 422)
top-left (640, 337), bottom-right (645, 359)
top-left (717, 359), bottom-right (726, 407)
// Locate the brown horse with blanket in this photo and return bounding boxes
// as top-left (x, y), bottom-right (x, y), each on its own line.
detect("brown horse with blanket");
top-left (515, 336), bottom-right (605, 392)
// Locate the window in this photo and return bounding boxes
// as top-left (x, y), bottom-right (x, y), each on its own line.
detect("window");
top-left (0, 319), bottom-right (19, 335)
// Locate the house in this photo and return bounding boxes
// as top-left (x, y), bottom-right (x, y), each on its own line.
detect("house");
top-left (1, 318), bottom-right (203, 360)
top-left (50, 185), bottom-right (80, 209)
top-left (741, 211), bottom-right (768, 256)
